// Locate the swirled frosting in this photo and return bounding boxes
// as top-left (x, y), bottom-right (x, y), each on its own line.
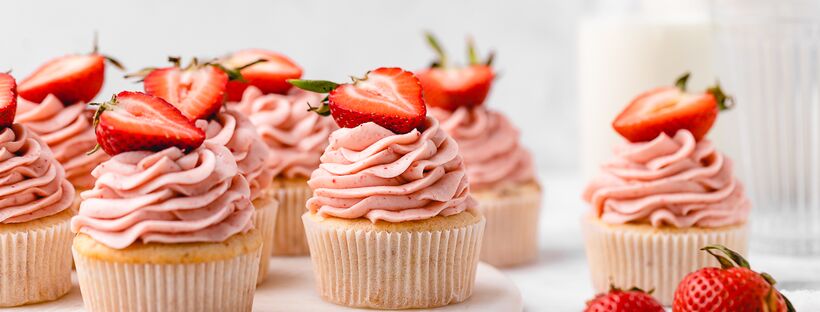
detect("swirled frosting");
top-left (582, 130), bottom-right (750, 228)
top-left (0, 124), bottom-right (74, 224)
top-left (16, 95), bottom-right (109, 189)
top-left (430, 106), bottom-right (535, 190)
top-left (70, 143), bottom-right (254, 249)
top-left (229, 86), bottom-right (336, 179)
top-left (306, 117), bottom-right (476, 223)
top-left (197, 109), bottom-right (273, 200)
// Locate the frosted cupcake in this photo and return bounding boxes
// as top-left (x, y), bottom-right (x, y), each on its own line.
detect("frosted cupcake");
top-left (582, 74), bottom-right (749, 304)
top-left (421, 34), bottom-right (541, 267)
top-left (291, 67), bottom-right (485, 309)
top-left (71, 91), bottom-right (261, 312)
top-left (226, 50), bottom-right (335, 255)
top-left (0, 73), bottom-right (76, 307)
top-left (198, 108), bottom-right (277, 284)
top-left (15, 51), bottom-right (120, 211)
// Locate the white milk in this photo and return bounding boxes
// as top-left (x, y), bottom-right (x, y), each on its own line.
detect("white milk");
top-left (578, 0), bottom-right (717, 179)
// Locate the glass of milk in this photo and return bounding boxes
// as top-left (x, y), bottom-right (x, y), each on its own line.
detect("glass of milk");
top-left (578, 0), bottom-right (719, 180)
top-left (714, 0), bottom-right (820, 256)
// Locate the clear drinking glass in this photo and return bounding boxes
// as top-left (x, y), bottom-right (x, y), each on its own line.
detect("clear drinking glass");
top-left (714, 0), bottom-right (820, 256)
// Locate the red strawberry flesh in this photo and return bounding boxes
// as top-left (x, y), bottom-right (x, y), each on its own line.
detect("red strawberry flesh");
top-left (613, 86), bottom-right (718, 142)
top-left (143, 65), bottom-right (227, 121)
top-left (223, 49), bottom-right (302, 101)
top-left (0, 74), bottom-right (17, 128)
top-left (19, 54), bottom-right (105, 104)
top-left (416, 65), bottom-right (493, 111)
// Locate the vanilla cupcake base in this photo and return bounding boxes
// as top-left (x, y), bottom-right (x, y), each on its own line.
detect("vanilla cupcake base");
top-left (582, 215), bottom-right (748, 305)
top-left (473, 181), bottom-right (541, 267)
top-left (0, 209), bottom-right (73, 307)
top-left (73, 231), bottom-right (262, 312)
top-left (302, 211), bottom-right (485, 310)
top-left (270, 177), bottom-right (312, 256)
top-left (252, 194), bottom-right (278, 285)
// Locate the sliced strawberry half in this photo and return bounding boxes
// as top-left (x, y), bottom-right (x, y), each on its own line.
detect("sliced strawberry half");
top-left (92, 91), bottom-right (205, 155)
top-left (19, 54), bottom-right (109, 104)
top-left (222, 49), bottom-right (303, 101)
top-left (612, 73), bottom-right (732, 142)
top-left (417, 65), bottom-right (493, 111)
top-left (0, 73), bottom-right (17, 128)
top-left (289, 67), bottom-right (426, 134)
top-left (416, 33), bottom-right (495, 111)
top-left (142, 60), bottom-right (228, 121)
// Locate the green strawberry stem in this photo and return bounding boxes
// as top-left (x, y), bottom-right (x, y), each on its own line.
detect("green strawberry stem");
top-left (707, 82), bottom-right (735, 111)
top-left (425, 32), bottom-right (448, 68)
top-left (287, 79), bottom-right (339, 94)
top-left (467, 36), bottom-right (478, 65)
top-left (675, 72), bottom-right (691, 91)
top-left (702, 245), bottom-right (795, 312)
top-left (87, 94), bottom-right (118, 155)
top-left (91, 32), bottom-right (126, 71)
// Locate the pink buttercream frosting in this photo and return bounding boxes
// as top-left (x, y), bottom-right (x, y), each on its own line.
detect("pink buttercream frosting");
top-left (197, 109), bottom-right (274, 200)
top-left (307, 117), bottom-right (476, 223)
top-left (228, 86), bottom-right (336, 179)
top-left (430, 106), bottom-right (535, 190)
top-left (0, 124), bottom-right (75, 224)
top-left (16, 94), bottom-right (109, 189)
top-left (583, 130), bottom-right (750, 228)
top-left (70, 143), bottom-right (254, 249)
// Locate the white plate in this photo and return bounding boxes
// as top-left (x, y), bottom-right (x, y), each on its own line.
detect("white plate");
top-left (8, 257), bottom-right (523, 312)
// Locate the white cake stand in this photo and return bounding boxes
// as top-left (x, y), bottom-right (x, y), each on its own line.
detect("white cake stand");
top-left (8, 257), bottom-right (523, 312)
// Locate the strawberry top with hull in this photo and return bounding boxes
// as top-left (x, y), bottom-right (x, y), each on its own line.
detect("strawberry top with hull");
top-left (92, 91), bottom-right (205, 156)
top-left (416, 33), bottom-right (495, 111)
top-left (289, 67), bottom-right (427, 134)
top-left (222, 49), bottom-right (303, 101)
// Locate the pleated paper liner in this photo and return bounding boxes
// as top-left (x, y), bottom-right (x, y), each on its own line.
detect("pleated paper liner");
top-left (302, 211), bottom-right (486, 310)
top-left (474, 182), bottom-right (542, 267)
top-left (582, 216), bottom-right (748, 305)
top-left (270, 178), bottom-right (313, 256)
top-left (253, 194), bottom-right (279, 284)
top-left (73, 231), bottom-right (262, 312)
top-left (0, 209), bottom-right (73, 307)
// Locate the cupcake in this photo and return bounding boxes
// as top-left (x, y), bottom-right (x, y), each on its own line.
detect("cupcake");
top-left (0, 73), bottom-right (76, 307)
top-left (291, 67), bottom-right (485, 309)
top-left (582, 74), bottom-right (750, 304)
top-left (198, 109), bottom-right (277, 284)
top-left (422, 34), bottom-right (541, 267)
top-left (224, 49), bottom-right (336, 255)
top-left (71, 91), bottom-right (262, 312)
top-left (15, 52), bottom-right (120, 212)
top-left (132, 57), bottom-right (282, 283)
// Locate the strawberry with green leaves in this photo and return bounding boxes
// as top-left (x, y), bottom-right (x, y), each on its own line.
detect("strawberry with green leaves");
top-left (221, 49), bottom-right (303, 101)
top-left (288, 67), bottom-right (426, 134)
top-left (90, 91), bottom-right (205, 155)
top-left (585, 286), bottom-right (664, 312)
top-left (673, 245), bottom-right (794, 312)
top-left (18, 40), bottom-right (124, 104)
top-left (613, 73), bottom-right (733, 142)
top-left (415, 33), bottom-right (495, 111)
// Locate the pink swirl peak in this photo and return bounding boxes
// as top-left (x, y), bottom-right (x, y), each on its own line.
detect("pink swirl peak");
top-left (15, 94), bottom-right (109, 189)
top-left (197, 109), bottom-right (274, 200)
top-left (0, 124), bottom-right (75, 223)
top-left (582, 130), bottom-right (750, 228)
top-left (307, 116), bottom-right (476, 223)
top-left (228, 86), bottom-right (336, 179)
top-left (430, 106), bottom-right (535, 190)
top-left (71, 143), bottom-right (254, 249)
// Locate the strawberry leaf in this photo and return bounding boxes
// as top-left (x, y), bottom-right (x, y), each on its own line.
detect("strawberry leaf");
top-left (288, 79), bottom-right (339, 94)
top-left (467, 36), bottom-right (478, 65)
top-left (306, 101), bottom-right (330, 116)
top-left (675, 72), bottom-right (691, 91)
top-left (702, 245), bottom-right (750, 269)
top-left (707, 81), bottom-right (735, 111)
top-left (425, 31), bottom-right (448, 68)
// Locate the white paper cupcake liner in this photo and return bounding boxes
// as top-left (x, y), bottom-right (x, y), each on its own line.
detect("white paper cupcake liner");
top-left (582, 216), bottom-right (748, 305)
top-left (271, 182), bottom-right (313, 255)
top-left (302, 213), bottom-right (486, 310)
top-left (73, 244), bottom-right (261, 312)
top-left (253, 195), bottom-right (278, 285)
top-left (0, 211), bottom-right (73, 307)
top-left (476, 189), bottom-right (541, 267)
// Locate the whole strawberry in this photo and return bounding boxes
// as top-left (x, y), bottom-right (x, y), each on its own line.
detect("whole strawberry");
top-left (673, 245), bottom-right (794, 312)
top-left (585, 286), bottom-right (664, 312)
top-left (415, 32), bottom-right (495, 111)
